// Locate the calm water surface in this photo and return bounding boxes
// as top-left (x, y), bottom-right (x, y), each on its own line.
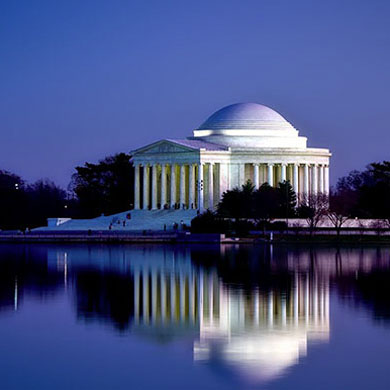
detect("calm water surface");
top-left (0, 243), bottom-right (390, 389)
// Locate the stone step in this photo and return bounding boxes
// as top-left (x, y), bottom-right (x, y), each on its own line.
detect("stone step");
top-left (35, 209), bottom-right (199, 232)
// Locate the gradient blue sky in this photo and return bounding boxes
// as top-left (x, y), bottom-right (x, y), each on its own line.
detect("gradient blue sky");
top-left (1, 0), bottom-right (389, 187)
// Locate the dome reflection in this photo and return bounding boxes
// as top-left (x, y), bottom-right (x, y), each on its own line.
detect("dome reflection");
top-left (129, 256), bottom-right (329, 383)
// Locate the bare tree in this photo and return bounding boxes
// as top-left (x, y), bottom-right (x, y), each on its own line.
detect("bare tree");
top-left (370, 219), bottom-right (385, 236)
top-left (327, 189), bottom-right (351, 237)
top-left (297, 193), bottom-right (329, 236)
top-left (382, 218), bottom-right (390, 230)
top-left (358, 220), bottom-right (366, 236)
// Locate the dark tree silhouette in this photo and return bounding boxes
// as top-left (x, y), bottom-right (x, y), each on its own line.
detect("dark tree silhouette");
top-left (327, 189), bottom-right (351, 236)
top-left (297, 193), bottom-right (329, 235)
top-left (25, 179), bottom-right (68, 228)
top-left (0, 170), bottom-right (68, 230)
top-left (336, 161), bottom-right (390, 219)
top-left (252, 183), bottom-right (280, 225)
top-left (217, 180), bottom-right (255, 221)
top-left (276, 180), bottom-right (297, 218)
top-left (70, 153), bottom-right (134, 218)
top-left (191, 210), bottom-right (230, 233)
top-left (0, 170), bottom-right (26, 229)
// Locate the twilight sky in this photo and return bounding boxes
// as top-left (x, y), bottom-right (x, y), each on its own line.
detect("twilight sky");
top-left (1, 0), bottom-right (389, 188)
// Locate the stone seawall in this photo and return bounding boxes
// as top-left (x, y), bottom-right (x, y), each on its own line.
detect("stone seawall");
top-left (0, 232), bottom-right (226, 244)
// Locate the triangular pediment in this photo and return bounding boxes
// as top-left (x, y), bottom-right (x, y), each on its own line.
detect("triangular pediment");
top-left (132, 140), bottom-right (198, 156)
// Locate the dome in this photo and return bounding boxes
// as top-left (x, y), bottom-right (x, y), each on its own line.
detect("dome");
top-left (197, 103), bottom-right (289, 131)
top-left (191, 102), bottom-right (306, 149)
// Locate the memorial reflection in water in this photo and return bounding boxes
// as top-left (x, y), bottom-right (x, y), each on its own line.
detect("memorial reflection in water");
top-left (131, 255), bottom-right (328, 382)
top-left (48, 245), bottom-right (331, 383)
top-left (2, 244), bottom-right (390, 388)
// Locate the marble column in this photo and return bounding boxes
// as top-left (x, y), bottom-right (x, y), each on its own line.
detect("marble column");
top-left (179, 275), bottom-right (185, 322)
top-left (311, 164), bottom-right (318, 195)
top-left (170, 164), bottom-right (176, 208)
top-left (134, 164), bottom-right (140, 209)
top-left (208, 163), bottom-right (214, 210)
top-left (151, 271), bottom-right (158, 323)
top-left (267, 292), bottom-right (274, 326)
top-left (319, 165), bottom-right (324, 193)
top-left (143, 165), bottom-right (150, 210)
top-left (267, 164), bottom-right (274, 187)
top-left (238, 163), bottom-right (245, 186)
top-left (294, 273), bottom-right (299, 325)
top-left (161, 164), bottom-right (167, 208)
top-left (179, 164), bottom-right (186, 208)
top-left (281, 163), bottom-right (287, 183)
top-left (151, 164), bottom-right (158, 210)
top-left (189, 164), bottom-right (195, 209)
top-left (134, 269), bottom-right (140, 323)
top-left (161, 274), bottom-right (166, 323)
top-left (324, 165), bottom-right (330, 195)
top-left (253, 163), bottom-right (260, 188)
top-left (293, 164), bottom-right (299, 195)
top-left (198, 163), bottom-right (204, 211)
top-left (143, 271), bottom-right (149, 323)
top-left (303, 164), bottom-right (309, 198)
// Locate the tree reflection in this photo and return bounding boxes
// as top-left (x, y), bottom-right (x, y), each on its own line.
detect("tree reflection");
top-left (74, 269), bottom-right (134, 330)
top-left (0, 245), bottom-right (63, 312)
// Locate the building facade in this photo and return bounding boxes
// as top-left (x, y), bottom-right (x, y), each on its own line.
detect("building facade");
top-left (131, 103), bottom-right (331, 211)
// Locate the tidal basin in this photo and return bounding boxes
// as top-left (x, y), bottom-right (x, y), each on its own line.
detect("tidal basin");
top-left (0, 244), bottom-right (389, 390)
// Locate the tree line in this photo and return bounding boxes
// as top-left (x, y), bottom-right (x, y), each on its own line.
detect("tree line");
top-left (192, 161), bottom-right (390, 235)
top-left (0, 153), bottom-right (133, 230)
top-left (1, 155), bottom-right (390, 231)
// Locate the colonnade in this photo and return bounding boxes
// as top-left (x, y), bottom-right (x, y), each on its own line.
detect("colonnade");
top-left (133, 162), bottom-right (330, 210)
top-left (134, 163), bottom-right (213, 211)
top-left (132, 266), bottom-right (329, 330)
top-left (252, 163), bottom-right (329, 197)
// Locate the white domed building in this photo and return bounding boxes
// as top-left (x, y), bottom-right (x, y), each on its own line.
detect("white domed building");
top-left (132, 103), bottom-right (331, 211)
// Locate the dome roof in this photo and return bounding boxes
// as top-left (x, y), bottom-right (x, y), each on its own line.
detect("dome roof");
top-left (197, 103), bottom-right (289, 130)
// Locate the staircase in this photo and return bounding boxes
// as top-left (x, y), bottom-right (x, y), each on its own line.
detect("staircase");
top-left (35, 209), bottom-right (199, 232)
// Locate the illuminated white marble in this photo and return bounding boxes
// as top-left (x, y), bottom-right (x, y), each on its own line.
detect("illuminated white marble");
top-left (132, 103), bottom-right (331, 211)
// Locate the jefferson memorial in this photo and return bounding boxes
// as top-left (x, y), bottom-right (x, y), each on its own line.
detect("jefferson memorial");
top-left (132, 102), bottom-right (331, 211)
top-left (41, 102), bottom-right (331, 231)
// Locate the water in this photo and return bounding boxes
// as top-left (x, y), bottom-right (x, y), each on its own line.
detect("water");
top-left (0, 244), bottom-right (389, 390)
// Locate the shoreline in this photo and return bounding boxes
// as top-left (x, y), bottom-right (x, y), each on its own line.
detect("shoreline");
top-left (0, 232), bottom-right (229, 244)
top-left (1, 231), bottom-right (390, 245)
